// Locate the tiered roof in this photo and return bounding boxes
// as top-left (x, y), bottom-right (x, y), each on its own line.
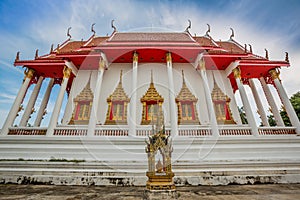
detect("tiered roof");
top-left (13, 23), bottom-right (290, 92)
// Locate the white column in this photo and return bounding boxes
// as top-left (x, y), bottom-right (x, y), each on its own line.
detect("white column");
top-left (1, 68), bottom-right (34, 135)
top-left (269, 69), bottom-right (300, 134)
top-left (46, 67), bottom-right (71, 136)
top-left (87, 58), bottom-right (105, 136)
top-left (249, 78), bottom-right (269, 127)
top-left (166, 52), bottom-right (178, 136)
top-left (197, 59), bottom-right (219, 137)
top-left (19, 76), bottom-right (44, 126)
top-left (233, 68), bottom-right (258, 136)
top-left (129, 52), bottom-right (138, 136)
top-left (34, 78), bottom-right (54, 127)
top-left (259, 77), bottom-right (284, 126)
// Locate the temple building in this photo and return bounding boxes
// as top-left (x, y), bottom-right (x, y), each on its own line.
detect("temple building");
top-left (2, 22), bottom-right (299, 137)
top-left (0, 22), bottom-right (300, 186)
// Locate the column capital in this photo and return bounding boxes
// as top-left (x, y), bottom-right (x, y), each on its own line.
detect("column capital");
top-left (24, 68), bottom-right (35, 79)
top-left (99, 58), bottom-right (106, 70)
top-left (133, 51), bottom-right (138, 62)
top-left (269, 68), bottom-right (280, 80)
top-left (198, 58), bottom-right (206, 71)
top-left (63, 66), bottom-right (72, 79)
top-left (166, 52), bottom-right (172, 63)
top-left (232, 67), bottom-right (241, 79)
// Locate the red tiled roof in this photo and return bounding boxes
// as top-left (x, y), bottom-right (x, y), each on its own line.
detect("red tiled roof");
top-left (109, 32), bottom-right (195, 42)
top-left (193, 36), bottom-right (218, 47)
top-left (84, 36), bottom-right (109, 47)
top-left (216, 41), bottom-right (245, 54)
top-left (58, 41), bottom-right (86, 53)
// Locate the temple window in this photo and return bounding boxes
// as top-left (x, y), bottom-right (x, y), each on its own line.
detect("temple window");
top-left (175, 70), bottom-right (200, 125)
top-left (105, 70), bottom-right (129, 125)
top-left (211, 79), bottom-right (236, 124)
top-left (69, 74), bottom-right (93, 125)
top-left (141, 71), bottom-right (164, 125)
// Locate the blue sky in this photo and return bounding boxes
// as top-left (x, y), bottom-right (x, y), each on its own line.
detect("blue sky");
top-left (0, 0), bottom-right (300, 128)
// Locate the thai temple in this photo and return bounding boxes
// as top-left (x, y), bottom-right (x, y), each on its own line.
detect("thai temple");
top-left (0, 21), bottom-right (300, 186)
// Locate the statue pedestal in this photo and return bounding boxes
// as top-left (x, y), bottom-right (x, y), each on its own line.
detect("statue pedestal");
top-left (143, 189), bottom-right (178, 200)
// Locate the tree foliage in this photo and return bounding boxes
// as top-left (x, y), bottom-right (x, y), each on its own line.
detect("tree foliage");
top-left (264, 91), bottom-right (300, 126)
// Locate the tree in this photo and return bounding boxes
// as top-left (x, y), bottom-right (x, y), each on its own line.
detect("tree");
top-left (238, 106), bottom-right (248, 124)
top-left (264, 91), bottom-right (300, 126)
top-left (280, 91), bottom-right (300, 126)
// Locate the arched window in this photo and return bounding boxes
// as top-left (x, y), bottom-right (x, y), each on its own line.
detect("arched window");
top-left (105, 70), bottom-right (129, 125)
top-left (175, 70), bottom-right (200, 125)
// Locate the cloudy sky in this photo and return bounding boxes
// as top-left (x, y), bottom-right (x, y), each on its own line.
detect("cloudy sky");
top-left (0, 0), bottom-right (299, 128)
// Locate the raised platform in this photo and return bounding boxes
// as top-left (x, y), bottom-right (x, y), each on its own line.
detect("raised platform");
top-left (0, 135), bottom-right (300, 185)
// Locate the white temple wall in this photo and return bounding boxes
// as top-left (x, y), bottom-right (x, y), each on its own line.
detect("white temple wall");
top-left (172, 64), bottom-right (210, 124)
top-left (136, 63), bottom-right (170, 126)
top-left (97, 64), bottom-right (132, 124)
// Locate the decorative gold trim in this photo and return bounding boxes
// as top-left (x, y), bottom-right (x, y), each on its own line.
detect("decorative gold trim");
top-left (199, 58), bottom-right (206, 71)
top-left (69, 73), bottom-right (94, 125)
top-left (211, 79), bottom-right (235, 124)
top-left (232, 67), bottom-right (241, 79)
top-left (24, 68), bottom-right (35, 79)
top-left (99, 58), bottom-right (106, 70)
top-left (105, 70), bottom-right (129, 125)
top-left (140, 71), bottom-right (164, 125)
top-left (133, 51), bottom-right (138, 63)
top-left (269, 68), bottom-right (280, 80)
top-left (63, 66), bottom-right (72, 79)
top-left (166, 52), bottom-right (172, 63)
top-left (175, 70), bottom-right (200, 125)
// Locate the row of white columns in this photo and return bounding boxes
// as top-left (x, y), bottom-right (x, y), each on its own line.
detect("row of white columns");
top-left (232, 67), bottom-right (300, 135)
top-left (1, 66), bottom-right (72, 136)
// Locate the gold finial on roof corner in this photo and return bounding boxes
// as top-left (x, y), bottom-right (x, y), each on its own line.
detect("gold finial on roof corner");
top-left (91, 23), bottom-right (96, 35)
top-left (50, 44), bottom-right (54, 54)
top-left (67, 27), bottom-right (72, 39)
top-left (285, 52), bottom-right (289, 63)
top-left (15, 51), bottom-right (20, 62)
top-left (205, 23), bottom-right (211, 36)
top-left (230, 28), bottom-right (234, 40)
top-left (111, 19), bottom-right (117, 32)
top-left (185, 19), bottom-right (191, 32)
top-left (248, 44), bottom-right (253, 53)
top-left (265, 48), bottom-right (269, 60)
top-left (35, 49), bottom-right (39, 59)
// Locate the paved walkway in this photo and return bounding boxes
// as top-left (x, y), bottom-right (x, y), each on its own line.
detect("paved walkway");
top-left (0, 184), bottom-right (299, 199)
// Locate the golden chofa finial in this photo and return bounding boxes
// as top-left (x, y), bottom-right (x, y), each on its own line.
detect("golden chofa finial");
top-left (205, 23), bottom-right (211, 37)
top-left (111, 19), bottom-right (117, 32)
top-left (265, 48), bottom-right (269, 60)
top-left (285, 52), bottom-right (289, 63)
top-left (181, 70), bottom-right (186, 85)
top-left (248, 44), bottom-right (253, 53)
top-left (35, 49), bottom-right (39, 59)
top-left (15, 51), bottom-right (20, 62)
top-left (230, 28), bottom-right (235, 40)
top-left (185, 19), bottom-right (191, 32)
top-left (91, 23), bottom-right (96, 35)
top-left (67, 27), bottom-right (72, 39)
top-left (50, 44), bottom-right (54, 54)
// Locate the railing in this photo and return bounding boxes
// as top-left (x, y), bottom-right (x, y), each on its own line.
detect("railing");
top-left (54, 127), bottom-right (87, 136)
top-left (258, 127), bottom-right (296, 135)
top-left (178, 128), bottom-right (211, 136)
top-left (219, 127), bottom-right (252, 136)
top-left (5, 126), bottom-right (298, 136)
top-left (8, 127), bottom-right (47, 135)
top-left (95, 128), bottom-right (128, 136)
top-left (136, 126), bottom-right (171, 136)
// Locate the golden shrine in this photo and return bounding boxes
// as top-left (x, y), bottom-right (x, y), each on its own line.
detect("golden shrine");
top-left (145, 110), bottom-right (175, 191)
